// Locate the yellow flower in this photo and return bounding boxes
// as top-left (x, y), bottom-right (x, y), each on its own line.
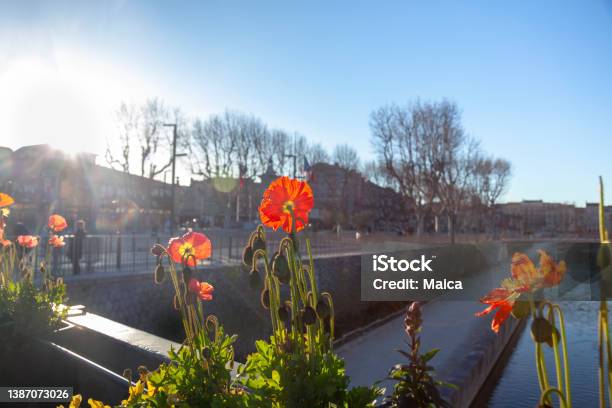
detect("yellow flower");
top-left (146, 381), bottom-right (156, 397)
top-left (88, 399), bottom-right (111, 408)
top-left (1, 208), bottom-right (9, 217)
top-left (69, 394), bottom-right (83, 408)
top-left (121, 380), bottom-right (145, 405)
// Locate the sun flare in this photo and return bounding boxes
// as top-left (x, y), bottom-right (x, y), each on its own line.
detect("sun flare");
top-left (0, 51), bottom-right (145, 157)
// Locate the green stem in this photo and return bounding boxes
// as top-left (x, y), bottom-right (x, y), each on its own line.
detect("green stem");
top-left (529, 293), bottom-right (547, 394)
top-left (600, 307), bottom-right (606, 408)
top-left (540, 387), bottom-right (567, 408)
top-left (554, 304), bottom-right (572, 408)
top-left (546, 305), bottom-right (564, 398)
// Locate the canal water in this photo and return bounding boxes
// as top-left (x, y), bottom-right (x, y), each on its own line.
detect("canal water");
top-left (480, 301), bottom-right (607, 407)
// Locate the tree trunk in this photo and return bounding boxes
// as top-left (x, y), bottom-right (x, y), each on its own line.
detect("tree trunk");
top-left (415, 212), bottom-right (424, 237)
top-left (448, 213), bottom-right (456, 244)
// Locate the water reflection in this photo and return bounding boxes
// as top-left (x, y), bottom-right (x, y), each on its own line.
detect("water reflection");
top-left (483, 301), bottom-right (606, 407)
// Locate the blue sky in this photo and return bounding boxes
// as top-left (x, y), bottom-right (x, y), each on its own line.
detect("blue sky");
top-left (1, 1), bottom-right (611, 204)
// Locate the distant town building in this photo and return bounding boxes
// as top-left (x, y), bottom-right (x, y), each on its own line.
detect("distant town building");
top-left (0, 145), bottom-right (172, 234)
top-left (1, 144), bottom-right (610, 237)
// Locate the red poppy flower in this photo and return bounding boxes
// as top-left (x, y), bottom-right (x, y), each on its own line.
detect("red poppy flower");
top-left (167, 231), bottom-right (212, 267)
top-left (0, 192), bottom-right (14, 207)
top-left (259, 176), bottom-right (314, 233)
top-left (48, 214), bottom-right (68, 232)
top-left (0, 239), bottom-right (11, 248)
top-left (49, 235), bottom-right (65, 248)
top-left (475, 288), bottom-right (515, 333)
top-left (188, 278), bottom-right (214, 301)
top-left (17, 235), bottom-right (39, 249)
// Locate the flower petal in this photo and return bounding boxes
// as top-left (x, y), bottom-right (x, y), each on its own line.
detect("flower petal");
top-left (511, 252), bottom-right (537, 285)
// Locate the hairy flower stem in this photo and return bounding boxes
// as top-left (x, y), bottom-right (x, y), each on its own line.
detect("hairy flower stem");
top-left (165, 258), bottom-right (193, 346)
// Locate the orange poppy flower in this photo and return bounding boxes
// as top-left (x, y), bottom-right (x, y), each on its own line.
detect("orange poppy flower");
top-left (17, 235), bottom-right (39, 249)
top-left (188, 278), bottom-right (214, 301)
top-left (511, 252), bottom-right (539, 291)
top-left (167, 231), bottom-right (212, 267)
top-left (0, 192), bottom-right (14, 207)
top-left (510, 251), bottom-right (566, 290)
top-left (48, 214), bottom-right (68, 232)
top-left (538, 250), bottom-right (567, 287)
top-left (259, 176), bottom-right (314, 233)
top-left (49, 235), bottom-right (65, 248)
top-left (1, 239), bottom-right (11, 248)
top-left (475, 288), bottom-right (514, 333)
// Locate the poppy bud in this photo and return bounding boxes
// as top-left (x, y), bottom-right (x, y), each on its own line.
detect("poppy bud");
top-left (252, 235), bottom-right (266, 253)
top-left (272, 252), bottom-right (291, 284)
top-left (242, 245), bottom-right (254, 267)
top-left (154, 264), bottom-right (166, 284)
top-left (202, 347), bottom-right (211, 359)
top-left (531, 317), bottom-right (553, 343)
top-left (185, 291), bottom-right (198, 305)
top-left (545, 326), bottom-right (561, 348)
top-left (316, 299), bottom-right (331, 319)
top-left (151, 245), bottom-right (164, 257)
top-left (123, 368), bottom-right (132, 382)
top-left (280, 338), bottom-right (293, 354)
top-left (278, 302), bottom-right (291, 322)
top-left (137, 365), bottom-right (149, 381)
top-left (260, 288), bottom-right (270, 309)
top-left (248, 231), bottom-right (258, 246)
top-left (173, 294), bottom-right (180, 310)
top-left (302, 306), bottom-right (317, 325)
top-left (408, 302), bottom-right (421, 319)
top-left (249, 268), bottom-right (261, 289)
top-left (511, 300), bottom-right (530, 319)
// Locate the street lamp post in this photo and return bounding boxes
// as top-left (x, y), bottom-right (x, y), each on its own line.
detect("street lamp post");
top-left (163, 123), bottom-right (187, 234)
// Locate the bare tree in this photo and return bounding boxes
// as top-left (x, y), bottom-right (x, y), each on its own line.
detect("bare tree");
top-left (106, 98), bottom-right (183, 180)
top-left (361, 160), bottom-right (390, 187)
top-left (270, 129), bottom-right (291, 175)
top-left (371, 99), bottom-right (486, 240)
top-left (190, 114), bottom-right (236, 179)
top-left (106, 102), bottom-right (137, 173)
top-left (370, 103), bottom-right (429, 235)
top-left (471, 157), bottom-right (512, 233)
top-left (438, 136), bottom-right (481, 243)
top-left (306, 143), bottom-right (330, 165)
top-left (138, 98), bottom-right (174, 179)
top-left (332, 144), bottom-right (360, 171)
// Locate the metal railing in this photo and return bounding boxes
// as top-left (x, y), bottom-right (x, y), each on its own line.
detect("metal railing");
top-left (6, 229), bottom-right (363, 278)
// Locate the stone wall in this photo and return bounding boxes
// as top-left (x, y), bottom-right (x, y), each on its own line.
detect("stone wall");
top-left (67, 243), bottom-right (496, 359)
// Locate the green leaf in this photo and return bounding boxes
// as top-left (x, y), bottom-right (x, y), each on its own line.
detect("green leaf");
top-left (421, 348), bottom-right (440, 362)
